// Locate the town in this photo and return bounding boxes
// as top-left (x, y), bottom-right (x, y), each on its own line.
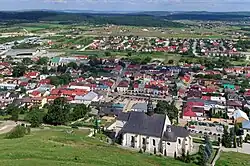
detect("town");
top-left (0, 10), bottom-right (250, 166)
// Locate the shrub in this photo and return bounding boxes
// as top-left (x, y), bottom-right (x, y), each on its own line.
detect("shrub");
top-left (71, 126), bottom-right (79, 129)
top-left (5, 125), bottom-right (26, 139)
top-left (26, 126), bottom-right (31, 135)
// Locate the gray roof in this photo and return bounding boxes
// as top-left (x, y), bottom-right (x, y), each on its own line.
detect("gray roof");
top-left (82, 91), bottom-right (98, 101)
top-left (117, 112), bottom-right (130, 121)
top-left (99, 107), bottom-right (122, 116)
top-left (121, 112), bottom-right (166, 137)
top-left (131, 103), bottom-right (147, 112)
top-left (9, 93), bottom-right (19, 98)
top-left (163, 125), bottom-right (189, 142)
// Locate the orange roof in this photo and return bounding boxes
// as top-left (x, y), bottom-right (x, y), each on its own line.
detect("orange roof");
top-left (31, 91), bottom-right (41, 96)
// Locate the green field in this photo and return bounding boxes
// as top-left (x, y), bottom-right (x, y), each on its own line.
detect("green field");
top-left (216, 152), bottom-right (250, 166)
top-left (0, 129), bottom-right (193, 166)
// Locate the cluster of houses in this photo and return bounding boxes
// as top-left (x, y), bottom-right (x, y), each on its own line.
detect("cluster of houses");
top-left (87, 36), bottom-right (193, 53)
top-left (115, 64), bottom-right (192, 98)
top-left (0, 75), bottom-right (113, 109)
top-left (197, 39), bottom-right (243, 57)
top-left (1, 44), bottom-right (250, 157)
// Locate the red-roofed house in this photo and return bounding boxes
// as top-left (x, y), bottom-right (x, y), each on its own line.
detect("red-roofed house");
top-left (19, 82), bottom-right (29, 88)
top-left (24, 72), bottom-right (40, 79)
top-left (30, 91), bottom-right (41, 97)
top-left (201, 87), bottom-right (216, 93)
top-left (202, 96), bottom-right (211, 100)
top-left (39, 79), bottom-right (50, 85)
top-left (117, 80), bottom-right (129, 92)
top-left (47, 95), bottom-right (59, 103)
top-left (75, 55), bottom-right (88, 60)
top-left (183, 106), bottom-right (197, 119)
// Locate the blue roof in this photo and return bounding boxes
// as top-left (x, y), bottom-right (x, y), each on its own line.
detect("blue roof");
top-left (242, 120), bottom-right (250, 129)
top-left (98, 85), bottom-right (108, 89)
top-left (112, 103), bottom-right (125, 108)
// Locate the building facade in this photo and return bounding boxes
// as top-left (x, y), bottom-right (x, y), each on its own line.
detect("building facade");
top-left (113, 111), bottom-right (193, 157)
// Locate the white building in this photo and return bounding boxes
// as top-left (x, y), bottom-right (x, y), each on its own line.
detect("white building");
top-left (117, 80), bottom-right (129, 93)
top-left (113, 111), bottom-right (193, 157)
top-left (72, 91), bottom-right (102, 105)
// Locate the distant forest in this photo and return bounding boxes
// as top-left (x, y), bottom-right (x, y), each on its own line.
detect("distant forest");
top-left (140, 11), bottom-right (250, 21)
top-left (0, 11), bottom-right (249, 27)
top-left (0, 11), bottom-right (185, 27)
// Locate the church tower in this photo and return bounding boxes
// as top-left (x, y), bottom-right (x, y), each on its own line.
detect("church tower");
top-left (147, 96), bottom-right (154, 116)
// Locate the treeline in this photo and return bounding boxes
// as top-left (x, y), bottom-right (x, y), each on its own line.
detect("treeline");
top-left (234, 40), bottom-right (250, 52)
top-left (0, 11), bottom-right (185, 28)
top-left (4, 97), bottom-right (91, 127)
top-left (163, 12), bottom-right (250, 21)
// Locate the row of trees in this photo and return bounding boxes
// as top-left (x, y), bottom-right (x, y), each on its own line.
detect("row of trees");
top-left (12, 57), bottom-right (50, 77)
top-left (222, 125), bottom-right (243, 148)
top-left (195, 74), bottom-right (222, 80)
top-left (6, 98), bottom-right (91, 127)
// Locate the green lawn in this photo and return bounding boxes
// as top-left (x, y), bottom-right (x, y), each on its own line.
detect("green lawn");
top-left (0, 129), bottom-right (193, 166)
top-left (216, 152), bottom-right (250, 166)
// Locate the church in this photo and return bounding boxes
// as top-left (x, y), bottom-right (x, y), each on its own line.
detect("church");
top-left (113, 99), bottom-right (193, 157)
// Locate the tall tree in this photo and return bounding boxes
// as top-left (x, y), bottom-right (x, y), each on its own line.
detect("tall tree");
top-left (104, 51), bottom-right (111, 57)
top-left (67, 62), bottom-right (78, 70)
top-left (204, 135), bottom-right (213, 159)
top-left (12, 65), bottom-right (27, 77)
top-left (41, 66), bottom-right (49, 74)
top-left (37, 57), bottom-right (49, 65)
top-left (222, 126), bottom-right (232, 148)
top-left (44, 98), bottom-right (70, 125)
top-left (154, 101), bottom-right (178, 123)
top-left (11, 109), bottom-right (19, 122)
top-left (6, 104), bottom-right (20, 122)
top-left (25, 107), bottom-right (46, 127)
top-left (70, 104), bottom-right (90, 121)
top-left (22, 58), bottom-right (33, 65)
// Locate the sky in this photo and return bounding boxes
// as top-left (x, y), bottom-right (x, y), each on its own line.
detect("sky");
top-left (1, 0), bottom-right (250, 12)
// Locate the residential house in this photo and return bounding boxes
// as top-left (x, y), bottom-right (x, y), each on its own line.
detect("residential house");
top-left (117, 80), bottom-right (129, 93)
top-left (72, 91), bottom-right (102, 105)
top-left (24, 71), bottom-right (40, 79)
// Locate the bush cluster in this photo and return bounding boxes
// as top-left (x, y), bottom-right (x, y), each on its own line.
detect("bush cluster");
top-left (5, 125), bottom-right (30, 139)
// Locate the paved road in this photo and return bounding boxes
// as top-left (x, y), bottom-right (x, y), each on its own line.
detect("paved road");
top-left (192, 40), bottom-right (199, 57)
top-left (80, 41), bottom-right (97, 51)
top-left (120, 94), bottom-right (172, 102)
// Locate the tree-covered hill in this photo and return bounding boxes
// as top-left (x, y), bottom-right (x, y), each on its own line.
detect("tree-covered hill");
top-left (0, 11), bottom-right (185, 27)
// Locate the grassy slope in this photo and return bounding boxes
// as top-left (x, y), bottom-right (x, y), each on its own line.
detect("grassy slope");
top-left (216, 152), bottom-right (250, 166)
top-left (0, 129), bottom-right (193, 166)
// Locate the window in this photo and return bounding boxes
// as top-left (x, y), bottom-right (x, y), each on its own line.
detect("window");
top-left (153, 139), bottom-right (156, 146)
top-left (131, 136), bottom-right (135, 148)
top-left (178, 139), bottom-right (181, 145)
top-left (131, 136), bottom-right (134, 142)
top-left (142, 138), bottom-right (146, 145)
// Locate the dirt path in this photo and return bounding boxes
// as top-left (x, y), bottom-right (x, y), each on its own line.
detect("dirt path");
top-left (0, 121), bottom-right (22, 134)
